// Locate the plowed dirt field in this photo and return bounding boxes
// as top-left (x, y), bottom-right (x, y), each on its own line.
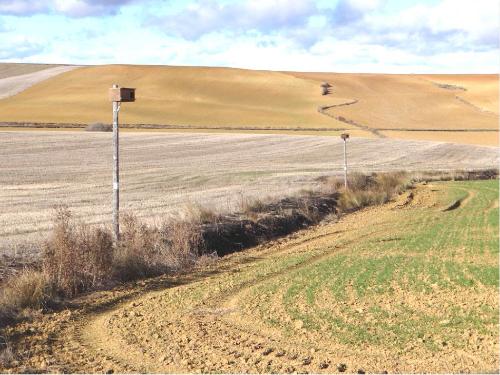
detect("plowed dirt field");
top-left (2, 180), bottom-right (498, 373)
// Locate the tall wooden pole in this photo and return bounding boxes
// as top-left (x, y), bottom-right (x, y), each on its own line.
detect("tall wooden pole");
top-left (112, 84), bottom-right (120, 243)
top-left (343, 138), bottom-right (347, 189)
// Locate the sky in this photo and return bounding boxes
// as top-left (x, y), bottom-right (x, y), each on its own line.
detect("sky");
top-left (0, 0), bottom-right (498, 73)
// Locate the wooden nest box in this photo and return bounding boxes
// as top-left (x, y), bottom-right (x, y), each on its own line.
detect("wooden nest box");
top-left (341, 133), bottom-right (350, 140)
top-left (109, 86), bottom-right (136, 102)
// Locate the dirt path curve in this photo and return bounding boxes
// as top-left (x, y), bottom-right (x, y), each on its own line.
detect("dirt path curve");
top-left (5, 184), bottom-right (496, 374)
top-left (2, 185), bottom-right (437, 374)
top-left (58, 215), bottom-right (402, 373)
top-left (0, 66), bottom-right (80, 100)
top-left (318, 99), bottom-right (385, 138)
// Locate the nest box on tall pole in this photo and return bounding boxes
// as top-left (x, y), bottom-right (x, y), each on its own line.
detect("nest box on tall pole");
top-left (108, 84), bottom-right (136, 243)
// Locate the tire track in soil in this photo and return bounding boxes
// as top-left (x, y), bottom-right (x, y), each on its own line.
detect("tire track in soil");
top-left (443, 186), bottom-right (477, 212)
top-left (9, 186), bottom-right (452, 374)
top-left (59, 192), bottom-right (433, 374)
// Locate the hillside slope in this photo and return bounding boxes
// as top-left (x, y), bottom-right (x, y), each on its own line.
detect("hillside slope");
top-left (0, 64), bottom-right (497, 145)
top-left (0, 63), bottom-right (62, 79)
top-left (0, 65), bottom-right (350, 130)
top-left (291, 72), bottom-right (498, 130)
top-left (291, 72), bottom-right (498, 146)
top-left (0, 65), bottom-right (80, 100)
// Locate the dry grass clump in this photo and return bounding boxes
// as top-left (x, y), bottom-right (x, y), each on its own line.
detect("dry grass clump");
top-left (326, 172), bottom-right (410, 212)
top-left (85, 122), bottom-right (112, 132)
top-left (0, 270), bottom-right (53, 310)
top-left (0, 269), bottom-right (56, 329)
top-left (113, 214), bottom-right (162, 281)
top-left (113, 214), bottom-right (203, 281)
top-left (42, 207), bottom-right (113, 297)
top-left (0, 341), bottom-right (15, 368)
top-left (184, 203), bottom-right (221, 224)
top-left (238, 196), bottom-right (270, 222)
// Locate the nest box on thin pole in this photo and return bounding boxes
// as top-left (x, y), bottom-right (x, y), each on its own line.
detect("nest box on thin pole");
top-left (108, 84), bottom-right (136, 243)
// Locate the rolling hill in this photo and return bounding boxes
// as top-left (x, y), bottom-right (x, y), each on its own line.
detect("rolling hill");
top-left (0, 64), bottom-right (497, 145)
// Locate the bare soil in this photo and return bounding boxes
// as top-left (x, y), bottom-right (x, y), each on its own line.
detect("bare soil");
top-left (1, 183), bottom-right (497, 373)
top-left (0, 131), bottom-right (497, 258)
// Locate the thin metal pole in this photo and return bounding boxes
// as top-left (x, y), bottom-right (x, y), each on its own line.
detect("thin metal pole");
top-left (112, 84), bottom-right (120, 243)
top-left (343, 139), bottom-right (348, 189)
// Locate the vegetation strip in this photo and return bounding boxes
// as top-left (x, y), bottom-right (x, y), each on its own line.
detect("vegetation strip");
top-left (0, 122), bottom-right (351, 132)
top-left (0, 172), bottom-right (413, 326)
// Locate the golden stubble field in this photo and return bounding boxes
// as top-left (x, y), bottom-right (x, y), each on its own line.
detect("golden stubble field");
top-left (291, 72), bottom-right (498, 142)
top-left (0, 65), bottom-right (349, 129)
top-left (0, 64), bottom-right (497, 145)
top-left (0, 130), bottom-right (498, 258)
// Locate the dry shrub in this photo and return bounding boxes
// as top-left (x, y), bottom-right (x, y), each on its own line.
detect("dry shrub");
top-left (184, 203), bottom-right (220, 224)
top-left (162, 219), bottom-right (203, 264)
top-left (0, 270), bottom-right (53, 310)
top-left (238, 196), bottom-right (269, 222)
top-left (113, 214), bottom-right (161, 281)
top-left (412, 168), bottom-right (498, 182)
top-left (0, 346), bottom-right (15, 368)
top-left (330, 172), bottom-right (410, 212)
top-left (85, 122), bottom-right (112, 132)
top-left (113, 214), bottom-right (203, 281)
top-left (297, 197), bottom-right (322, 223)
top-left (196, 252), bottom-right (218, 267)
top-left (42, 207), bottom-right (113, 297)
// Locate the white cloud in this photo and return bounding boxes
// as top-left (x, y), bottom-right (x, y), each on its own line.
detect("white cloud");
top-left (1, 0), bottom-right (498, 73)
top-left (364, 0), bottom-right (499, 51)
top-left (0, 0), bottom-right (135, 17)
top-left (153, 0), bottom-right (318, 39)
top-left (52, 0), bottom-right (136, 17)
top-left (0, 0), bottom-right (48, 15)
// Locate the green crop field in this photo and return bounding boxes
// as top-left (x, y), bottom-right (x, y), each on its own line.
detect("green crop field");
top-left (4, 180), bottom-right (498, 373)
top-left (246, 181), bottom-right (498, 351)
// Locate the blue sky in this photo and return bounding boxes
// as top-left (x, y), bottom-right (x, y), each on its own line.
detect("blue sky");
top-left (0, 0), bottom-right (498, 73)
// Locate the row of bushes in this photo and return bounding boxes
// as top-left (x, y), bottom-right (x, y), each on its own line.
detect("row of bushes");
top-left (0, 208), bottom-right (204, 325)
top-left (3, 169), bottom-right (492, 327)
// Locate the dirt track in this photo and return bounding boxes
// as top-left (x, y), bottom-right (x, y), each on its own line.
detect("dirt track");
top-left (1, 131), bottom-right (498, 256)
top-left (4, 183), bottom-right (497, 373)
top-left (0, 66), bottom-right (79, 100)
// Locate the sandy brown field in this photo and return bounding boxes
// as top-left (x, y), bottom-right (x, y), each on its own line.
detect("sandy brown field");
top-left (0, 64), bottom-right (497, 145)
top-left (291, 72), bottom-right (498, 144)
top-left (0, 65), bottom-right (348, 129)
top-left (0, 65), bottom-right (80, 100)
top-left (0, 130), bottom-right (497, 258)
